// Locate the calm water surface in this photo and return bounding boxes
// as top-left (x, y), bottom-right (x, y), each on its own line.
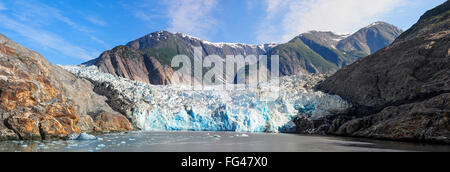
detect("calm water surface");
top-left (0, 131), bottom-right (448, 152)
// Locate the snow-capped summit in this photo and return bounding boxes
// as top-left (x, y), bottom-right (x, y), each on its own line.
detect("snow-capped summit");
top-left (174, 32), bottom-right (278, 51)
top-left (366, 21), bottom-right (388, 28)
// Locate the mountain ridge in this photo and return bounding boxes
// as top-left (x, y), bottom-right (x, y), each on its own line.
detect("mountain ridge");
top-left (85, 21), bottom-right (403, 85)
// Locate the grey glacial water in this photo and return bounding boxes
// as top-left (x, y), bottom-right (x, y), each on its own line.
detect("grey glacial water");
top-left (0, 132), bottom-right (448, 152)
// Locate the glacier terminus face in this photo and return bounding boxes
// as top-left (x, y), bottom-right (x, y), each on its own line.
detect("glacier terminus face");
top-left (63, 65), bottom-right (352, 133)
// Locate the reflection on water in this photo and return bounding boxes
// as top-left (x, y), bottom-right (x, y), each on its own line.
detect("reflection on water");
top-left (0, 132), bottom-right (448, 152)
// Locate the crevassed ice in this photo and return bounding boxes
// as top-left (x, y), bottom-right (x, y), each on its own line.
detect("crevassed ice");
top-left (62, 65), bottom-right (352, 133)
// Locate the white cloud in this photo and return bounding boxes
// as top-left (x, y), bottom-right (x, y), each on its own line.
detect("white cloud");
top-left (166, 0), bottom-right (218, 39)
top-left (120, 0), bottom-right (167, 29)
top-left (86, 16), bottom-right (108, 27)
top-left (258, 0), bottom-right (405, 43)
top-left (90, 36), bottom-right (109, 48)
top-left (0, 14), bottom-right (99, 60)
top-left (133, 10), bottom-right (154, 21)
top-left (95, 2), bottom-right (105, 8)
top-left (11, 1), bottom-right (93, 33)
top-left (0, 1), bottom-right (108, 61)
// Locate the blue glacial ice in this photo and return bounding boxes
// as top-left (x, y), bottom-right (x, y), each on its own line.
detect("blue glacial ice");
top-left (63, 65), bottom-right (352, 133)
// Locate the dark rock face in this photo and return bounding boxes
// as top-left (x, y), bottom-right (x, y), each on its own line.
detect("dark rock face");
top-left (90, 80), bottom-right (135, 120)
top-left (395, 2), bottom-right (450, 43)
top-left (320, 31), bottom-right (449, 110)
top-left (0, 34), bottom-right (133, 140)
top-left (294, 116), bottom-right (315, 134)
top-left (299, 93), bottom-right (450, 143)
top-left (305, 2), bottom-right (450, 143)
top-left (338, 93), bottom-right (450, 143)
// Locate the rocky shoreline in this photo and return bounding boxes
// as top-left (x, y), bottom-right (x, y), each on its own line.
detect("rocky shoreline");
top-left (0, 33), bottom-right (134, 141)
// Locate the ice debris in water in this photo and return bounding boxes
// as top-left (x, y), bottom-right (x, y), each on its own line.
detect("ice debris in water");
top-left (67, 133), bottom-right (98, 140)
top-left (63, 65), bottom-right (352, 133)
top-left (237, 134), bottom-right (249, 137)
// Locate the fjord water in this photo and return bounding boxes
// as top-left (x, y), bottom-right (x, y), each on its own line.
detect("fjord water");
top-left (0, 132), bottom-right (448, 152)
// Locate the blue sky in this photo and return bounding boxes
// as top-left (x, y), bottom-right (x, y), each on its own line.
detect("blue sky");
top-left (0, 0), bottom-right (446, 65)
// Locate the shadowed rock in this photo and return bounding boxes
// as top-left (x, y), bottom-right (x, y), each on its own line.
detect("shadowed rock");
top-left (303, 2), bottom-right (450, 143)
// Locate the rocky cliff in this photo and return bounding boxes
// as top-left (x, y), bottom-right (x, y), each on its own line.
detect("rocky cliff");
top-left (0, 34), bottom-right (133, 140)
top-left (300, 2), bottom-right (450, 143)
top-left (85, 45), bottom-right (175, 85)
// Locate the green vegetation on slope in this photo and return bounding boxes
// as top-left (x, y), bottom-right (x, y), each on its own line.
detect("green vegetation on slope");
top-left (272, 37), bottom-right (338, 74)
top-left (141, 37), bottom-right (192, 67)
top-left (300, 36), bottom-right (353, 67)
top-left (111, 46), bottom-right (140, 59)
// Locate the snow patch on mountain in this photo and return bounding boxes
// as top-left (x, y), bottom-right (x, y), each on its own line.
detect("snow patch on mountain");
top-left (175, 32), bottom-right (278, 52)
top-left (367, 21), bottom-right (385, 28)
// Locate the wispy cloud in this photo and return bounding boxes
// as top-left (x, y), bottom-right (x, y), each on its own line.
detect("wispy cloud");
top-left (0, 14), bottom-right (99, 60)
top-left (124, 0), bottom-right (219, 39)
top-left (0, 1), bottom-right (104, 60)
top-left (166, 0), bottom-right (218, 39)
top-left (86, 16), bottom-right (108, 27)
top-left (95, 1), bottom-right (105, 8)
top-left (132, 10), bottom-right (161, 22)
top-left (258, 0), bottom-right (405, 43)
top-left (0, 2), bottom-right (6, 11)
top-left (11, 1), bottom-right (93, 33)
top-left (120, 0), bottom-right (167, 29)
top-left (90, 35), bottom-right (109, 48)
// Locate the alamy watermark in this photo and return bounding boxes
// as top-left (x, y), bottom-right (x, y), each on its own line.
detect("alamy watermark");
top-left (170, 46), bottom-right (280, 101)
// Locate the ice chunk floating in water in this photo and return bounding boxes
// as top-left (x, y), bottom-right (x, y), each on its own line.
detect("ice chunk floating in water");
top-left (63, 65), bottom-right (352, 133)
top-left (67, 133), bottom-right (98, 140)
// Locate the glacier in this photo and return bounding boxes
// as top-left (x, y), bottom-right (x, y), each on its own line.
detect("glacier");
top-left (62, 65), bottom-right (352, 133)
